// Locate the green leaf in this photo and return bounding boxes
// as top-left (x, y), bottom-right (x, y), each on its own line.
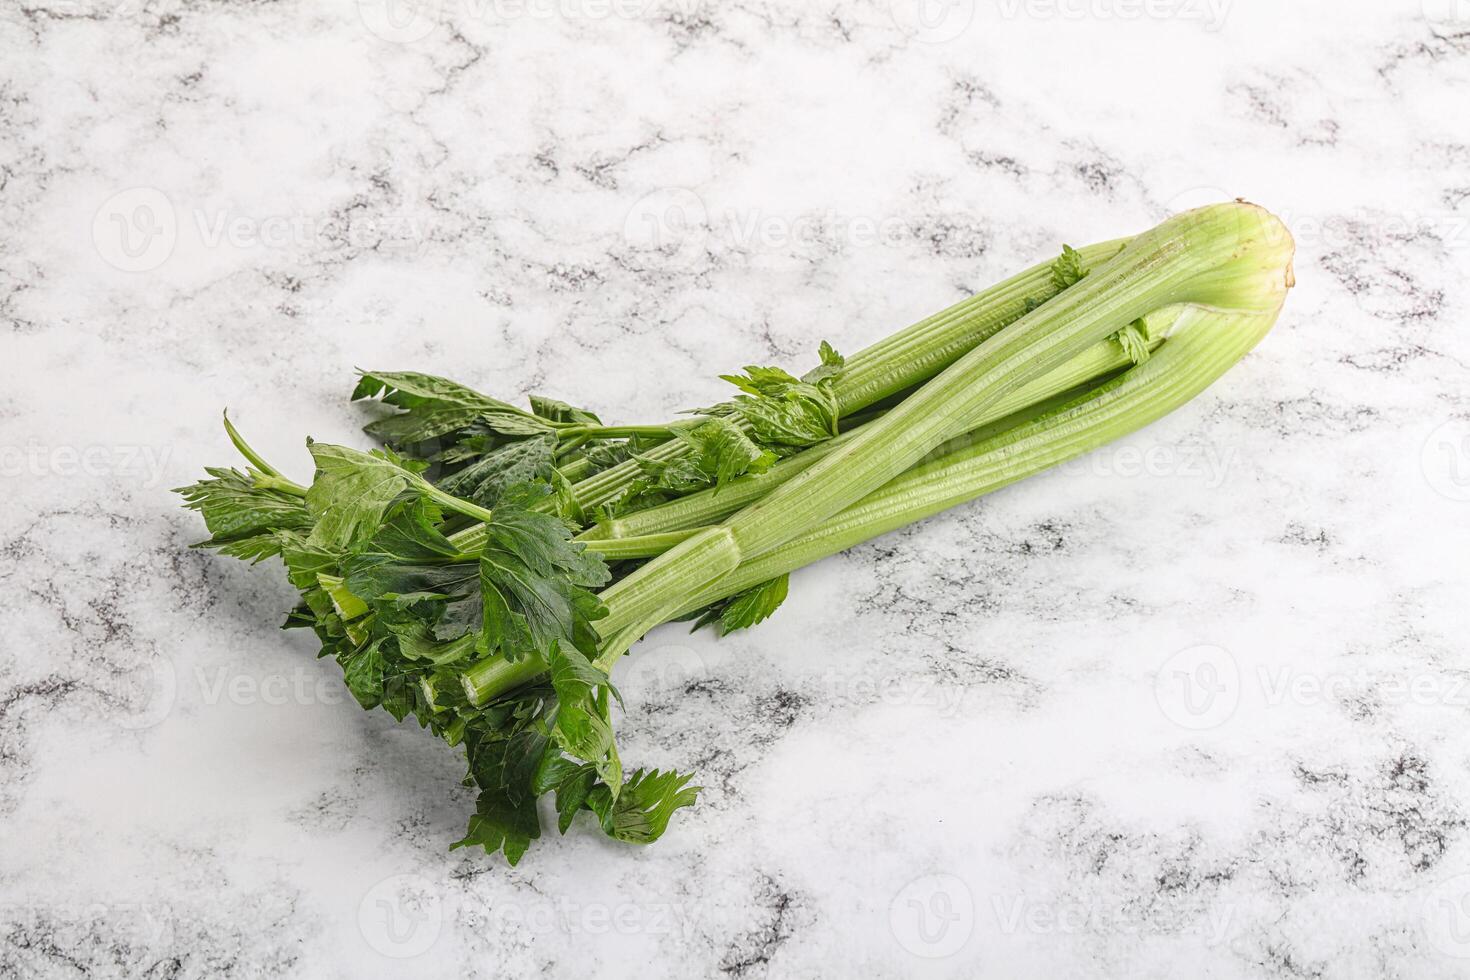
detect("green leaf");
top-left (453, 730), bottom-right (549, 865)
top-left (277, 532), bottom-right (340, 590)
top-left (691, 573), bottom-right (790, 635)
top-left (378, 674), bottom-right (418, 723)
top-left (1022, 247), bottom-right (1093, 314)
top-left (550, 468), bottom-right (586, 526)
top-left (682, 417), bottom-right (776, 486)
top-left (335, 499), bottom-right (483, 642)
top-left (632, 455), bottom-right (706, 495)
top-left (345, 556), bottom-right (481, 641)
top-left (354, 371), bottom-right (549, 446)
top-left (637, 417), bottom-right (776, 495)
top-left (582, 440), bottom-right (638, 474)
top-left (553, 766), bottom-right (600, 835)
top-left (529, 395), bottom-right (601, 425)
top-left (719, 364), bottom-right (803, 397)
top-left (730, 385), bottom-right (839, 450)
top-left (709, 342), bottom-right (846, 451)
top-left (361, 496), bottom-right (457, 561)
top-left (305, 442), bottom-right (422, 550)
top-left (389, 620), bottom-right (479, 665)
top-left (602, 768), bottom-right (700, 844)
top-left (1112, 319), bottom-right (1152, 365)
top-left (174, 467), bottom-right (312, 561)
top-left (479, 512), bottom-right (609, 663)
top-left (719, 573), bottom-right (789, 634)
top-left (478, 411), bottom-right (562, 438)
top-left (548, 641), bottom-right (616, 705)
top-left (547, 644), bottom-right (620, 784)
top-left (436, 437), bottom-right (556, 509)
top-left (1050, 243), bottom-right (1089, 290)
top-left (342, 639), bottom-right (387, 709)
top-left (800, 340), bottom-right (845, 385)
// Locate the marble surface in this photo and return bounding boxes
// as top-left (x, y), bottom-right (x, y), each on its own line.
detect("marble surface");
top-left (3, 0), bottom-right (1469, 976)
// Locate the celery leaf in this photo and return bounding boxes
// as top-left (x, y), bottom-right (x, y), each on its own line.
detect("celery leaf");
top-left (174, 467), bottom-right (312, 561)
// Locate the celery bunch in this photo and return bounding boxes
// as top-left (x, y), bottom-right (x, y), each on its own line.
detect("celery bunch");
top-left (178, 202), bottom-right (1295, 863)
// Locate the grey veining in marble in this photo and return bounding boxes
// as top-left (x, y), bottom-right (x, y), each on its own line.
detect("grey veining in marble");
top-left (3, 0), bottom-right (1470, 976)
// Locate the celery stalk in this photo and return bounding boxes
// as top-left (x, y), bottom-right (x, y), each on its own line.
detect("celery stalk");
top-left (461, 203), bottom-right (1294, 705)
top-left (562, 238), bottom-right (1130, 512)
top-left (593, 203), bottom-right (1294, 638)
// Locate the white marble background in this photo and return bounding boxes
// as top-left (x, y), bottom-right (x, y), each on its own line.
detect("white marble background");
top-left (3, 0), bottom-right (1469, 976)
